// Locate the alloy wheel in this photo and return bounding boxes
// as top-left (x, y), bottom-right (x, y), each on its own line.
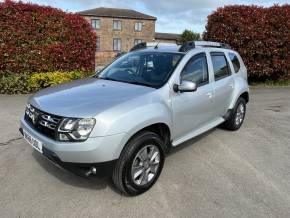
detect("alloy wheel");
top-left (131, 144), bottom-right (161, 186)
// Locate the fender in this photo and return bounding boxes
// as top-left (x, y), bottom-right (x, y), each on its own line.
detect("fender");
top-left (228, 76), bottom-right (249, 109)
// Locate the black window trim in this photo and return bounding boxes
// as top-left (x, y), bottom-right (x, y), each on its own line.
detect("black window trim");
top-left (180, 52), bottom-right (209, 88)
top-left (228, 52), bottom-right (241, 73)
top-left (210, 52), bottom-right (231, 81)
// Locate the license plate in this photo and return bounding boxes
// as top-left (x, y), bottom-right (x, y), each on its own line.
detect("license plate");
top-left (23, 130), bottom-right (43, 153)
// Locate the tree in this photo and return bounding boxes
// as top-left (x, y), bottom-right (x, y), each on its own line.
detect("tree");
top-left (180, 29), bottom-right (201, 43)
top-left (0, 0), bottom-right (97, 75)
top-left (204, 5), bottom-right (290, 81)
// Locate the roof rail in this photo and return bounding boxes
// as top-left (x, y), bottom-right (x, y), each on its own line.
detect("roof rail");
top-left (130, 42), bottom-right (178, 52)
top-left (130, 42), bottom-right (147, 51)
top-left (178, 41), bottom-right (231, 52)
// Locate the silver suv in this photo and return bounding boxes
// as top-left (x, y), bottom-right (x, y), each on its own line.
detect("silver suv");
top-left (20, 41), bottom-right (249, 195)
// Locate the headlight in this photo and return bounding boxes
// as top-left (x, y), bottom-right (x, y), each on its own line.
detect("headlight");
top-left (58, 118), bottom-right (96, 141)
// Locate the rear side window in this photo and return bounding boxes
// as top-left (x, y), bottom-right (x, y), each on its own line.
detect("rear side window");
top-left (210, 52), bottom-right (230, 80)
top-left (181, 53), bottom-right (209, 87)
top-left (229, 53), bottom-right (241, 73)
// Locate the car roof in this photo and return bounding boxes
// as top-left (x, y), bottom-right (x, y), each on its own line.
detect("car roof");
top-left (129, 41), bottom-right (235, 55)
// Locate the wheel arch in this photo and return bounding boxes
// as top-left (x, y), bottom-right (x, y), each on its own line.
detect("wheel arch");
top-left (115, 122), bottom-right (172, 159)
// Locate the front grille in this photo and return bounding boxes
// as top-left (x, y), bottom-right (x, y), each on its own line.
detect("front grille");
top-left (24, 104), bottom-right (62, 140)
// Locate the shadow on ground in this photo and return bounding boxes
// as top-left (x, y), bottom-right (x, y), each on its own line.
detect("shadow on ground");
top-left (31, 127), bottom-right (219, 195)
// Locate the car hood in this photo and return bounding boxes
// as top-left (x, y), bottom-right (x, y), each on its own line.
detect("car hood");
top-left (30, 78), bottom-right (155, 118)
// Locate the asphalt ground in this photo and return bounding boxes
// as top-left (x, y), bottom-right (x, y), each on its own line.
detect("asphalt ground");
top-left (0, 87), bottom-right (290, 217)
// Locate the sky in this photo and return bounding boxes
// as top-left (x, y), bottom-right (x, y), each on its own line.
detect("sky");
top-left (6, 0), bottom-right (290, 33)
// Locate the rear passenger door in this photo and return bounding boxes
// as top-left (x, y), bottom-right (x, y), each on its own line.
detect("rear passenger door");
top-left (210, 52), bottom-right (234, 118)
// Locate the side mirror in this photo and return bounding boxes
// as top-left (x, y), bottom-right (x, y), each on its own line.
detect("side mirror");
top-left (173, 80), bottom-right (197, 93)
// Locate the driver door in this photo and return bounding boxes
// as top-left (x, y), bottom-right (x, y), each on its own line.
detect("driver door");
top-left (171, 53), bottom-right (214, 141)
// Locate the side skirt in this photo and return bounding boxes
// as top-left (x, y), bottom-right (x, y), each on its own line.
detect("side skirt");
top-left (171, 117), bottom-right (225, 147)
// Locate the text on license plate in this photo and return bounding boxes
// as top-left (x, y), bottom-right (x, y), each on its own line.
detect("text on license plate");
top-left (23, 130), bottom-right (43, 153)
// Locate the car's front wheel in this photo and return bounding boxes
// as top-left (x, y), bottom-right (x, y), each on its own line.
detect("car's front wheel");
top-left (112, 131), bottom-right (165, 196)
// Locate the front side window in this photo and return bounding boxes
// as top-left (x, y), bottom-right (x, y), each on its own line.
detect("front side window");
top-left (181, 53), bottom-right (208, 86)
top-left (211, 52), bottom-right (231, 80)
top-left (98, 52), bottom-right (184, 88)
top-left (91, 19), bottom-right (100, 29)
top-left (229, 53), bottom-right (241, 73)
top-left (113, 38), bottom-right (121, 51)
top-left (113, 20), bottom-right (122, 30)
top-left (134, 39), bottom-right (143, 46)
top-left (135, 22), bottom-right (142, 31)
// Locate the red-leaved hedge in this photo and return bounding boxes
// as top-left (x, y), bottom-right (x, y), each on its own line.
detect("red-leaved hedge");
top-left (204, 5), bottom-right (290, 81)
top-left (0, 0), bottom-right (96, 75)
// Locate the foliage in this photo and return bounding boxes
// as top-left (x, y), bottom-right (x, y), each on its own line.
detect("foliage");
top-left (180, 29), bottom-right (201, 43)
top-left (0, 71), bottom-right (90, 94)
top-left (0, 73), bottom-right (32, 94)
top-left (0, 0), bottom-right (96, 75)
top-left (29, 71), bottom-right (89, 90)
top-left (204, 5), bottom-right (290, 81)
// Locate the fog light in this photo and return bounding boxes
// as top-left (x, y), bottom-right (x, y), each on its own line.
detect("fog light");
top-left (59, 133), bottom-right (69, 141)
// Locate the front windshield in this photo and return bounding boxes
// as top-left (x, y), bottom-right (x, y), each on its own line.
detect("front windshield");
top-left (98, 52), bottom-right (184, 88)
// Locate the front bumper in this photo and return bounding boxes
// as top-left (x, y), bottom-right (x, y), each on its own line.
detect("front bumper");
top-left (20, 117), bottom-right (128, 176)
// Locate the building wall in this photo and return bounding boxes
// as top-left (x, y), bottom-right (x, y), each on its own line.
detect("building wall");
top-left (83, 16), bottom-right (155, 67)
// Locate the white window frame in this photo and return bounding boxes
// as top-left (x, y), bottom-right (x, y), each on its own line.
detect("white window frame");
top-left (96, 36), bottom-right (100, 50)
top-left (134, 39), bottom-right (143, 46)
top-left (113, 38), bottom-right (121, 51)
top-left (91, 19), bottom-right (100, 29)
top-left (113, 20), bottom-right (122, 30)
top-left (135, 22), bottom-right (143, 31)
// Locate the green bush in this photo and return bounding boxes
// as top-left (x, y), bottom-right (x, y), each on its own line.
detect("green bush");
top-left (0, 73), bottom-right (32, 94)
top-left (0, 71), bottom-right (91, 94)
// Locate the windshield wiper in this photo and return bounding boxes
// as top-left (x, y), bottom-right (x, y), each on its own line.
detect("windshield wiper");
top-left (98, 77), bottom-right (155, 88)
top-left (127, 81), bottom-right (155, 88)
top-left (98, 77), bottom-right (121, 82)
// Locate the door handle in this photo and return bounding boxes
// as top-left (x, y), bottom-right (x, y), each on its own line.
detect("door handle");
top-left (206, 92), bottom-right (213, 99)
top-left (229, 83), bottom-right (234, 89)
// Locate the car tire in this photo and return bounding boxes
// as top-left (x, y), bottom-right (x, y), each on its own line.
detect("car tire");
top-left (112, 131), bottom-right (165, 196)
top-left (223, 97), bottom-right (246, 131)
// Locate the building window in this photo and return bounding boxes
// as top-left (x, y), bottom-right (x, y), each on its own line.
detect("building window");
top-left (135, 22), bottom-right (142, 31)
top-left (113, 38), bottom-right (121, 51)
top-left (113, 20), bottom-right (122, 30)
top-left (134, 39), bottom-right (143, 46)
top-left (91, 19), bottom-right (100, 29)
top-left (96, 36), bottom-right (100, 50)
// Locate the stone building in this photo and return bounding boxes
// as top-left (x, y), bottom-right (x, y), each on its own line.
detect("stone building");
top-left (78, 7), bottom-right (180, 67)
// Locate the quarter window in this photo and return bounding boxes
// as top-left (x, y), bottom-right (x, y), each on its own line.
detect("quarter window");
top-left (91, 19), bottom-right (100, 29)
top-left (113, 38), bottom-right (121, 51)
top-left (113, 20), bottom-right (122, 30)
top-left (181, 53), bottom-right (209, 86)
top-left (211, 52), bottom-right (231, 80)
top-left (135, 22), bottom-right (142, 31)
top-left (229, 53), bottom-right (241, 73)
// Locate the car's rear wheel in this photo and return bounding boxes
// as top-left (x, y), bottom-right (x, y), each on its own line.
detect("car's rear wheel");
top-left (112, 131), bottom-right (165, 196)
top-left (223, 97), bottom-right (246, 131)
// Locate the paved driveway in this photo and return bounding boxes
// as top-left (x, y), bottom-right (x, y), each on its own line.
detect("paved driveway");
top-left (0, 87), bottom-right (290, 218)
